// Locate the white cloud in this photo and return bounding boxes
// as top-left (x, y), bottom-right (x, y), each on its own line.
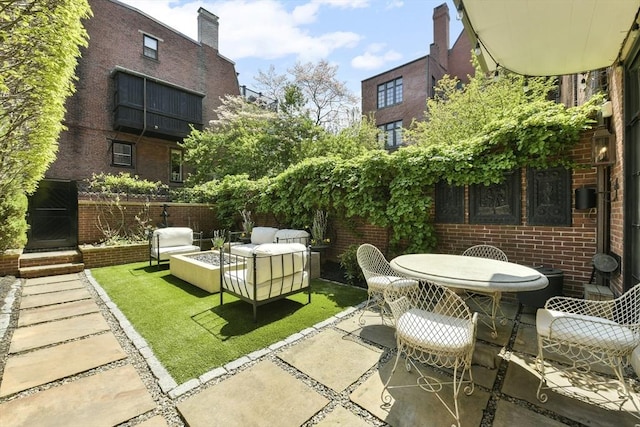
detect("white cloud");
top-left (120, 0), bottom-right (364, 61)
top-left (385, 0), bottom-right (403, 9)
top-left (351, 43), bottom-right (402, 70)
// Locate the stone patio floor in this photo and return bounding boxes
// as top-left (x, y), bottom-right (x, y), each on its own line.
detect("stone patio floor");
top-left (0, 272), bottom-right (639, 426)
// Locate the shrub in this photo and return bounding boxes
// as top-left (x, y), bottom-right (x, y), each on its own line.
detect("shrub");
top-left (338, 244), bottom-right (366, 288)
top-left (0, 191), bottom-right (28, 252)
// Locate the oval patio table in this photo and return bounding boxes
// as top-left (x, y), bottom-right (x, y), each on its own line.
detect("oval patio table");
top-left (390, 253), bottom-right (549, 337)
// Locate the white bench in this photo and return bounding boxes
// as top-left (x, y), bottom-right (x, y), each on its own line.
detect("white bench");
top-left (149, 227), bottom-right (202, 266)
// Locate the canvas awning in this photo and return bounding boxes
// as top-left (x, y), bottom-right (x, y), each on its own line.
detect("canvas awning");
top-left (454, 0), bottom-right (640, 76)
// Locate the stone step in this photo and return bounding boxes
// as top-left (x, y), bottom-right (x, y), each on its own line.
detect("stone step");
top-left (19, 250), bottom-right (83, 268)
top-left (19, 262), bottom-right (85, 279)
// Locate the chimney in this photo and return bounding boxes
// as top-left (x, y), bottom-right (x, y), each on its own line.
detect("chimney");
top-left (198, 7), bottom-right (219, 50)
top-left (430, 3), bottom-right (450, 70)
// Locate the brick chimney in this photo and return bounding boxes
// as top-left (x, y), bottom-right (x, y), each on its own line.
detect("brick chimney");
top-left (430, 3), bottom-right (450, 70)
top-left (198, 7), bottom-right (219, 50)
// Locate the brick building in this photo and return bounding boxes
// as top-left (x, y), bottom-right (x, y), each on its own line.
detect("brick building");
top-left (26, 0), bottom-right (239, 250)
top-left (361, 3), bottom-right (473, 149)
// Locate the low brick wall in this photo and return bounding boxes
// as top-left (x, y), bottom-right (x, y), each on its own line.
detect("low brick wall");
top-left (80, 243), bottom-right (148, 269)
top-left (0, 250), bottom-right (21, 277)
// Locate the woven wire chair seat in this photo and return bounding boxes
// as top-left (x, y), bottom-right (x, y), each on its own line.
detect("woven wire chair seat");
top-left (462, 244), bottom-right (509, 338)
top-left (382, 280), bottom-right (478, 427)
top-left (535, 283), bottom-right (640, 421)
top-left (356, 244), bottom-right (419, 325)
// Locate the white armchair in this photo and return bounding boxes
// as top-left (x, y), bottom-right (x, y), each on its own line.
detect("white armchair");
top-left (535, 283), bottom-right (640, 420)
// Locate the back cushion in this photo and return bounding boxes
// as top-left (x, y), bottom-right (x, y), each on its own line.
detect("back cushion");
top-left (246, 243), bottom-right (307, 284)
top-left (274, 229), bottom-right (309, 244)
top-left (251, 227), bottom-right (279, 244)
top-left (152, 227), bottom-right (193, 249)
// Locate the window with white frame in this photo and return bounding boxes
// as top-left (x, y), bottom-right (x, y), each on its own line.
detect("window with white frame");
top-left (112, 142), bottom-right (133, 167)
top-left (170, 149), bottom-right (183, 182)
top-left (143, 34), bottom-right (158, 60)
top-left (377, 77), bottom-right (403, 108)
top-left (378, 120), bottom-right (403, 148)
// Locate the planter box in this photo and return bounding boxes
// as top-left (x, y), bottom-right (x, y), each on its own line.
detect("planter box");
top-left (80, 243), bottom-right (148, 268)
top-left (170, 251), bottom-right (244, 294)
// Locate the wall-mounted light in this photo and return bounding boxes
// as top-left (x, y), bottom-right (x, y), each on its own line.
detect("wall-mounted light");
top-left (456, 3), bottom-right (464, 20)
top-left (591, 126), bottom-right (615, 166)
top-left (474, 39), bottom-right (481, 56)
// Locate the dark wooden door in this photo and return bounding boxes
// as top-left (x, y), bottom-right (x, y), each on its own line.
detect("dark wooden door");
top-left (25, 180), bottom-right (78, 251)
top-left (626, 40), bottom-right (640, 291)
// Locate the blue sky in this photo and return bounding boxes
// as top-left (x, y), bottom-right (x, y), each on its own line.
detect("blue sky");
top-left (118, 0), bottom-right (465, 100)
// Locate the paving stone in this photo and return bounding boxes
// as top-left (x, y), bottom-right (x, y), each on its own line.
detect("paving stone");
top-left (0, 333), bottom-right (126, 396)
top-left (21, 280), bottom-right (85, 296)
top-left (335, 311), bottom-right (397, 349)
top-left (278, 328), bottom-right (383, 392)
top-left (137, 415), bottom-right (169, 427)
top-left (19, 288), bottom-right (92, 309)
top-left (350, 357), bottom-right (489, 427)
top-left (9, 312), bottom-right (110, 353)
top-left (492, 399), bottom-right (569, 427)
top-left (24, 273), bottom-right (80, 286)
top-left (18, 299), bottom-right (100, 327)
top-left (177, 360), bottom-right (329, 427)
top-left (0, 364), bottom-right (156, 427)
top-left (475, 315), bottom-right (514, 345)
top-left (316, 405), bottom-right (371, 427)
top-left (501, 353), bottom-right (640, 426)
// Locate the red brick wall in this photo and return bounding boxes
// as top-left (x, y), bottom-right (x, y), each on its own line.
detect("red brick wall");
top-left (78, 199), bottom-right (218, 244)
top-left (0, 251), bottom-right (21, 277)
top-left (47, 0), bottom-right (239, 185)
top-left (80, 243), bottom-right (148, 268)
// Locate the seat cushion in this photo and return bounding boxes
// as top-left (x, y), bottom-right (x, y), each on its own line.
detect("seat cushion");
top-left (367, 276), bottom-right (418, 292)
top-left (152, 245), bottom-right (200, 260)
top-left (536, 308), bottom-right (638, 350)
top-left (250, 227), bottom-right (279, 244)
top-left (632, 345), bottom-right (640, 378)
top-left (396, 308), bottom-right (474, 352)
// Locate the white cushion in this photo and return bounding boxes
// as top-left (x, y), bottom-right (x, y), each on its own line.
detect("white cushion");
top-left (274, 229), bottom-right (309, 244)
top-left (396, 308), bottom-right (474, 352)
top-left (248, 243), bottom-right (307, 284)
top-left (223, 270), bottom-right (309, 301)
top-left (250, 227), bottom-right (279, 244)
top-left (632, 346), bottom-right (640, 378)
top-left (152, 245), bottom-right (200, 260)
top-left (151, 227), bottom-right (194, 250)
top-left (536, 309), bottom-right (638, 350)
top-left (230, 244), bottom-right (258, 256)
top-left (367, 276), bottom-right (418, 292)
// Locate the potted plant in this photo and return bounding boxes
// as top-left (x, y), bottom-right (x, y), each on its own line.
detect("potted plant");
top-left (211, 229), bottom-right (226, 250)
top-left (310, 210), bottom-right (330, 247)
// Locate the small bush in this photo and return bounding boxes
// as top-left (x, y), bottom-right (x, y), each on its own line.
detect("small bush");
top-left (0, 191), bottom-right (28, 251)
top-left (338, 244), bottom-right (366, 288)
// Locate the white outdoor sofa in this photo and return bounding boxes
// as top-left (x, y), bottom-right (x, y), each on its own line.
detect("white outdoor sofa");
top-left (220, 242), bottom-right (311, 322)
top-left (149, 227), bottom-right (202, 267)
top-left (230, 227), bottom-right (310, 253)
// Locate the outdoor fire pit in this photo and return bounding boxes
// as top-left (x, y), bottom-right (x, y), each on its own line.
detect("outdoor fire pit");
top-left (170, 251), bottom-right (243, 293)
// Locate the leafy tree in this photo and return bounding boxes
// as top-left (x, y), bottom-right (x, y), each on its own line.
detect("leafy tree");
top-left (254, 59), bottom-right (358, 130)
top-left (0, 0), bottom-right (91, 250)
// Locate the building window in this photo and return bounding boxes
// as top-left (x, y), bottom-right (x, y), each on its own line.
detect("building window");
top-left (143, 35), bottom-right (158, 60)
top-left (377, 77), bottom-right (403, 108)
top-left (170, 149), bottom-right (183, 182)
top-left (112, 142), bottom-right (133, 167)
top-left (378, 120), bottom-right (403, 148)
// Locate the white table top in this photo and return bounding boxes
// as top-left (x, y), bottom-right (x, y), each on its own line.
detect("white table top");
top-left (390, 254), bottom-right (549, 292)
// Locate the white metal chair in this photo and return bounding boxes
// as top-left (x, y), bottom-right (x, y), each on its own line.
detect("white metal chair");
top-left (356, 243), bottom-right (418, 325)
top-left (381, 280), bottom-right (478, 427)
top-left (535, 283), bottom-right (640, 421)
top-left (462, 244), bottom-right (509, 338)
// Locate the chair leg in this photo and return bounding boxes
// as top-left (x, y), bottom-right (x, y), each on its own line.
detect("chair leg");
top-left (359, 290), bottom-right (386, 325)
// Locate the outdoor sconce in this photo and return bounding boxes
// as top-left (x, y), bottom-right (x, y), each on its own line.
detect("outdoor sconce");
top-left (575, 187), bottom-right (597, 210)
top-left (591, 126), bottom-right (615, 166)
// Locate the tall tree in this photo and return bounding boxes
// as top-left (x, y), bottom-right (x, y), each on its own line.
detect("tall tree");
top-left (0, 0), bottom-right (91, 250)
top-left (254, 60), bottom-right (358, 130)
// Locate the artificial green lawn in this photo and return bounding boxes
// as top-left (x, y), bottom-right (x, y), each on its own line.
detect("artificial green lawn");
top-left (90, 262), bottom-right (367, 383)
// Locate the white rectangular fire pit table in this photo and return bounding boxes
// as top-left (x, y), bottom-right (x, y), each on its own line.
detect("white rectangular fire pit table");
top-left (390, 253), bottom-right (549, 337)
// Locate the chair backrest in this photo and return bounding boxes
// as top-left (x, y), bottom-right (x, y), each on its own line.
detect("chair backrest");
top-left (613, 282), bottom-right (640, 325)
top-left (462, 244), bottom-right (508, 262)
top-left (356, 243), bottom-right (395, 279)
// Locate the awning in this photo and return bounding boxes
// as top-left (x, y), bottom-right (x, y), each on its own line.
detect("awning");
top-left (455, 0), bottom-right (640, 76)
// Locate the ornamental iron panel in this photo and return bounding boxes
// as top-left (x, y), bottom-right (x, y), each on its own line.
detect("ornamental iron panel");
top-left (527, 167), bottom-right (572, 226)
top-left (469, 171), bottom-right (521, 225)
top-left (435, 182), bottom-right (464, 223)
